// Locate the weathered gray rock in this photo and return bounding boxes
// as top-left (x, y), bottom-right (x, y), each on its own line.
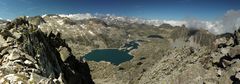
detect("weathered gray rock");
top-left (229, 45), bottom-right (240, 58)
top-left (211, 52), bottom-right (223, 64)
top-left (215, 33), bottom-right (236, 48)
top-left (12, 32), bottom-right (22, 39)
top-left (59, 46), bottom-right (71, 62)
top-left (235, 72), bottom-right (240, 80)
top-left (8, 49), bottom-right (21, 61)
top-left (0, 35), bottom-right (8, 50)
top-left (6, 37), bottom-right (14, 43)
top-left (24, 60), bottom-right (33, 65)
top-left (0, 74), bottom-right (28, 84)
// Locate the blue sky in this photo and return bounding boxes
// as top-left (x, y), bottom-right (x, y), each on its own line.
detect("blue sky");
top-left (0, 0), bottom-right (239, 20)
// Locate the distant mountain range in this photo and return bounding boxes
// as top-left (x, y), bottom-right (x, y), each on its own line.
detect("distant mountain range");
top-left (54, 13), bottom-right (240, 34)
top-left (1, 13), bottom-right (239, 34)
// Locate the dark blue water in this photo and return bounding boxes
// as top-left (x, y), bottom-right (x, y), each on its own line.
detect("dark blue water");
top-left (83, 49), bottom-right (133, 65)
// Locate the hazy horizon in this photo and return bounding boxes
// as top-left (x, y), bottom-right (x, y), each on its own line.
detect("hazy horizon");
top-left (0, 0), bottom-right (240, 20)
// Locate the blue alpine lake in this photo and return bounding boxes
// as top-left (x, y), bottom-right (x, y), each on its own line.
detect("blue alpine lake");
top-left (83, 49), bottom-right (133, 65)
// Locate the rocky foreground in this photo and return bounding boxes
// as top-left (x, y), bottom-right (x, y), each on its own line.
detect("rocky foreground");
top-left (0, 17), bottom-right (94, 84)
top-left (1, 15), bottom-right (240, 84)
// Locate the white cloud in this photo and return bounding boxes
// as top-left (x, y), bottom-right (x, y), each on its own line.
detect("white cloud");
top-left (219, 9), bottom-right (240, 33)
top-left (181, 10), bottom-right (239, 34)
top-left (161, 10), bottom-right (240, 34)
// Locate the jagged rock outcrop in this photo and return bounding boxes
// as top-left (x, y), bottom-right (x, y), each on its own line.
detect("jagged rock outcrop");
top-left (215, 33), bottom-right (237, 48)
top-left (234, 28), bottom-right (240, 45)
top-left (0, 17), bottom-right (94, 84)
top-left (28, 16), bottom-right (46, 26)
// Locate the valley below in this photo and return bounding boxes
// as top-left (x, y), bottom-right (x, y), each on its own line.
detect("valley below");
top-left (1, 14), bottom-right (240, 84)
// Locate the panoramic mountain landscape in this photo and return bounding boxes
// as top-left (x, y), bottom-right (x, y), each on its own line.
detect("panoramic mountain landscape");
top-left (0, 0), bottom-right (240, 84)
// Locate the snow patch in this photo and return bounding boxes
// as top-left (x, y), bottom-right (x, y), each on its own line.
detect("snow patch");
top-left (41, 14), bottom-right (48, 18)
top-left (59, 13), bottom-right (95, 20)
top-left (0, 18), bottom-right (11, 21)
top-left (50, 16), bottom-right (58, 18)
top-left (163, 20), bottom-right (186, 26)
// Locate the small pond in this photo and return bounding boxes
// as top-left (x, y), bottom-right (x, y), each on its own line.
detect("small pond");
top-left (83, 49), bottom-right (133, 65)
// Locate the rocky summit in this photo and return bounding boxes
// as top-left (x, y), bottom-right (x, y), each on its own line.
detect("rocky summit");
top-left (0, 17), bottom-right (94, 84)
top-left (0, 15), bottom-right (240, 84)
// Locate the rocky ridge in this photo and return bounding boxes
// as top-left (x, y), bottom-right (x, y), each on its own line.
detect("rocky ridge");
top-left (0, 17), bottom-right (94, 84)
